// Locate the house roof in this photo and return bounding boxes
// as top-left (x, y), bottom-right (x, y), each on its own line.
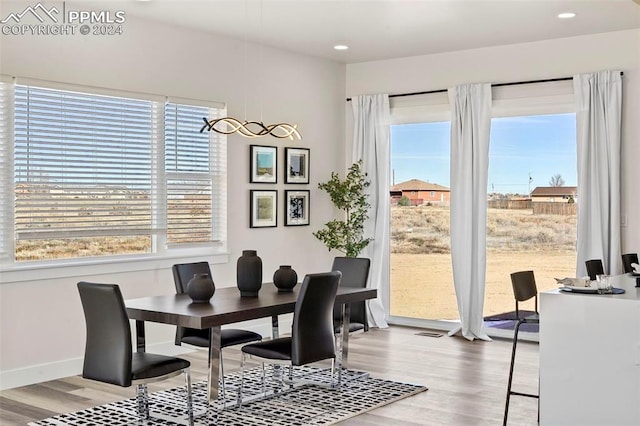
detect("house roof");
top-left (530, 186), bottom-right (577, 197)
top-left (391, 179), bottom-right (450, 192)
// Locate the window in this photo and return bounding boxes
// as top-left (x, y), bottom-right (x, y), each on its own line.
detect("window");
top-left (0, 78), bottom-right (12, 260)
top-left (0, 80), bottom-right (226, 264)
top-left (390, 121), bottom-right (457, 321)
top-left (485, 113), bottom-right (577, 317)
top-left (164, 102), bottom-right (225, 246)
top-left (387, 80), bottom-right (576, 328)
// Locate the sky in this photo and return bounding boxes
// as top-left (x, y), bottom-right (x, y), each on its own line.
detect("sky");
top-left (390, 113), bottom-right (577, 195)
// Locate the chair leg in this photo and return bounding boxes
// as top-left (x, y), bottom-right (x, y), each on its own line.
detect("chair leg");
top-left (288, 365), bottom-right (294, 389)
top-left (273, 363), bottom-right (283, 394)
top-left (504, 320), bottom-right (523, 426)
top-left (184, 368), bottom-right (194, 426)
top-left (136, 383), bottom-right (149, 423)
top-left (220, 352), bottom-right (226, 408)
top-left (330, 358), bottom-right (337, 389)
top-left (237, 352), bottom-right (247, 408)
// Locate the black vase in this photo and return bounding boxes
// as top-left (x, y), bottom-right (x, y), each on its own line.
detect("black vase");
top-left (273, 265), bottom-right (298, 292)
top-left (237, 250), bottom-right (262, 297)
top-left (186, 273), bottom-right (215, 303)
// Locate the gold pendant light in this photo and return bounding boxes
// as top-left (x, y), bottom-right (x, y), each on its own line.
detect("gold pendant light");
top-left (200, 118), bottom-right (301, 140)
top-left (200, 0), bottom-right (301, 140)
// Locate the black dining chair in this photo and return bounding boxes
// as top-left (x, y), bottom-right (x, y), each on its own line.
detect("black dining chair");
top-left (585, 259), bottom-right (605, 281)
top-left (504, 271), bottom-right (539, 426)
top-left (172, 262), bottom-right (262, 401)
top-left (77, 282), bottom-right (194, 425)
top-left (622, 253), bottom-right (638, 274)
top-left (331, 257), bottom-right (371, 334)
top-left (237, 271), bottom-right (341, 404)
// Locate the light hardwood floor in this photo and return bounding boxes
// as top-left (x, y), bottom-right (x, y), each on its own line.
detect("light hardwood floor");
top-left (0, 326), bottom-right (539, 425)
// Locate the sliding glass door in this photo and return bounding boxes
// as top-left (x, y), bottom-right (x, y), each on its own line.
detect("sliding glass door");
top-left (484, 113), bottom-right (577, 317)
top-left (389, 122), bottom-right (458, 321)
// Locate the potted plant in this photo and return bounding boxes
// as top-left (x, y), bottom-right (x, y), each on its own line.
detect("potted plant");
top-left (313, 160), bottom-right (371, 257)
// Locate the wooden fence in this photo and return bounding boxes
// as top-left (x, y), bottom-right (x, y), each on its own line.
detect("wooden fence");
top-left (532, 202), bottom-right (577, 215)
top-left (488, 199), bottom-right (576, 215)
top-left (488, 199), bottom-right (532, 209)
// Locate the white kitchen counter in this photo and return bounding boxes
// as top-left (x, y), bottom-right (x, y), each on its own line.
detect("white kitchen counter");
top-left (539, 274), bottom-right (640, 425)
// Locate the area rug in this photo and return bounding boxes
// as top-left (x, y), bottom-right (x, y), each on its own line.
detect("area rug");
top-left (28, 366), bottom-right (427, 425)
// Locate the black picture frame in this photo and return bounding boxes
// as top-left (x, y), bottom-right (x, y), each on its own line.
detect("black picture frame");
top-left (285, 190), bottom-right (310, 226)
top-left (250, 145), bottom-right (277, 183)
top-left (250, 190), bottom-right (277, 228)
top-left (284, 147), bottom-right (310, 184)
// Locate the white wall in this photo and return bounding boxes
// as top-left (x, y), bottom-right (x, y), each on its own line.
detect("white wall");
top-left (0, 14), bottom-right (346, 388)
top-left (346, 29), bottom-right (640, 254)
top-left (2, 10), bottom-right (638, 390)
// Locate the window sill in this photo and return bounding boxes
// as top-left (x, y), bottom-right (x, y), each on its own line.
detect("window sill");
top-left (0, 248), bottom-right (230, 284)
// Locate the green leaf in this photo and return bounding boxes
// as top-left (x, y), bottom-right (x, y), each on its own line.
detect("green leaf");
top-left (313, 160), bottom-right (371, 257)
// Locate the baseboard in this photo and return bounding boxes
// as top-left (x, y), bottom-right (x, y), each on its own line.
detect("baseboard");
top-left (0, 321), bottom-right (286, 391)
top-left (387, 317), bottom-right (539, 342)
top-left (0, 357), bottom-right (83, 391)
top-left (0, 341), bottom-right (189, 391)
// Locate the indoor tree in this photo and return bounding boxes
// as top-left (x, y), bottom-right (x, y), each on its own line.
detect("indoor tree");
top-left (313, 160), bottom-right (371, 257)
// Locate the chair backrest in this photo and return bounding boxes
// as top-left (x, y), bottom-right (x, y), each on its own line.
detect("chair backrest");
top-left (331, 257), bottom-right (370, 330)
top-left (291, 271), bottom-right (341, 366)
top-left (77, 282), bottom-right (132, 387)
top-left (172, 261), bottom-right (211, 293)
top-left (585, 259), bottom-right (605, 281)
top-left (172, 262), bottom-right (212, 344)
top-left (510, 271), bottom-right (538, 318)
top-left (622, 253), bottom-right (638, 274)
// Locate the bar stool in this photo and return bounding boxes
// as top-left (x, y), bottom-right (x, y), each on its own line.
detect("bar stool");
top-left (585, 259), bottom-right (605, 281)
top-left (621, 253), bottom-right (638, 274)
top-left (504, 270), bottom-right (539, 426)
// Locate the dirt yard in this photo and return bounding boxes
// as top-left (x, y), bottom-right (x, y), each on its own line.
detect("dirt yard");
top-left (390, 204), bottom-right (577, 320)
top-left (390, 250), bottom-right (576, 320)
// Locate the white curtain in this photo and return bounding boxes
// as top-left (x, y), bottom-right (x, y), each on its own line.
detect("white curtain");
top-left (447, 84), bottom-right (492, 341)
top-left (351, 94), bottom-right (390, 328)
top-left (574, 71), bottom-right (622, 277)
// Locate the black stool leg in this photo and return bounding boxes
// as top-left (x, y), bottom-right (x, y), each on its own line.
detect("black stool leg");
top-left (504, 320), bottom-right (523, 426)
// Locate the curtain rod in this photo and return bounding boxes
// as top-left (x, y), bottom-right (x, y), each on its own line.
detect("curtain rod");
top-left (345, 73), bottom-right (624, 102)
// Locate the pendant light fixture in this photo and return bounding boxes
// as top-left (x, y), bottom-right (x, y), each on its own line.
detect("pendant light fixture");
top-left (200, 117), bottom-right (301, 139)
top-left (200, 0), bottom-right (301, 140)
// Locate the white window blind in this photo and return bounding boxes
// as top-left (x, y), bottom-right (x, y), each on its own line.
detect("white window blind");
top-left (14, 85), bottom-right (157, 243)
top-left (164, 102), bottom-right (224, 245)
top-left (2, 80), bottom-right (226, 263)
top-left (0, 79), bottom-right (13, 259)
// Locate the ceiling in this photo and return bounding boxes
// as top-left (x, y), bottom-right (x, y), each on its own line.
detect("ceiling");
top-left (124, 0), bottom-right (640, 64)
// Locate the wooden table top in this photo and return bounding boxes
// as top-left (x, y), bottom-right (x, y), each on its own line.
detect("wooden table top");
top-left (125, 282), bottom-right (377, 329)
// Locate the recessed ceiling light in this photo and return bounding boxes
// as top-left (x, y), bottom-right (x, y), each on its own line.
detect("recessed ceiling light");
top-left (557, 12), bottom-right (576, 19)
top-left (334, 45), bottom-right (349, 51)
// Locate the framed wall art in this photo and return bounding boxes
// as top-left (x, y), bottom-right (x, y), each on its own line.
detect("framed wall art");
top-left (250, 190), bottom-right (277, 228)
top-left (284, 147), bottom-right (309, 184)
top-left (285, 190), bottom-right (310, 226)
top-left (250, 145), bottom-right (277, 183)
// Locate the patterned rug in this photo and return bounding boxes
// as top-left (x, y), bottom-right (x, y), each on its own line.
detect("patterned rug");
top-left (28, 366), bottom-right (427, 425)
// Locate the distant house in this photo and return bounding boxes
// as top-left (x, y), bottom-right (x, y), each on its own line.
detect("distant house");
top-left (390, 179), bottom-right (450, 205)
top-left (530, 186), bottom-right (577, 202)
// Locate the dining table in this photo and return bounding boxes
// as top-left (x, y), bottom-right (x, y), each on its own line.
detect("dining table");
top-left (125, 281), bottom-right (377, 424)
